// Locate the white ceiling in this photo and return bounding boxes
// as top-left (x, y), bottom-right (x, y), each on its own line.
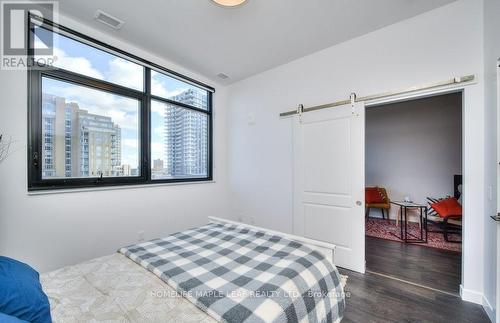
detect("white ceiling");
top-left (57, 0), bottom-right (457, 85)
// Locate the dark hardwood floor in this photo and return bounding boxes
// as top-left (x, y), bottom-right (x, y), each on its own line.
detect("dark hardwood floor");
top-left (337, 235), bottom-right (490, 322)
top-left (365, 236), bottom-right (461, 295)
top-left (339, 268), bottom-right (490, 323)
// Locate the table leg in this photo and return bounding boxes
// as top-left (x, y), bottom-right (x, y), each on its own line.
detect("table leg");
top-left (420, 207), bottom-right (423, 241)
top-left (425, 207), bottom-right (428, 243)
top-left (404, 206), bottom-right (408, 242)
top-left (400, 205), bottom-right (403, 240)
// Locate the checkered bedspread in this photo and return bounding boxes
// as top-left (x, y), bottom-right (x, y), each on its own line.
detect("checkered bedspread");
top-left (119, 222), bottom-right (345, 323)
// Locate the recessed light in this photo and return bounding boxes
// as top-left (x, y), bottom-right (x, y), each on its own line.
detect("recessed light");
top-left (211, 0), bottom-right (247, 8)
top-left (94, 10), bottom-right (124, 30)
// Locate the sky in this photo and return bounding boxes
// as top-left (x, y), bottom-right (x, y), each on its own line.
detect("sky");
top-left (36, 27), bottom-right (206, 169)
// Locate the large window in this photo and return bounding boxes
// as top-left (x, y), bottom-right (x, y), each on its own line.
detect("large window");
top-left (28, 17), bottom-right (214, 190)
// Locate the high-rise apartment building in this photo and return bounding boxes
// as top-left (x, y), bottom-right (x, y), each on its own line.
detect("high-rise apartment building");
top-left (164, 89), bottom-right (208, 177)
top-left (42, 94), bottom-right (122, 178)
top-left (151, 158), bottom-right (164, 179)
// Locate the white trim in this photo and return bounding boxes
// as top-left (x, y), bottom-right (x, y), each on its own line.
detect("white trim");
top-left (207, 216), bottom-right (337, 265)
top-left (483, 293), bottom-right (496, 323)
top-left (460, 284), bottom-right (484, 304)
top-left (365, 78), bottom-right (475, 108)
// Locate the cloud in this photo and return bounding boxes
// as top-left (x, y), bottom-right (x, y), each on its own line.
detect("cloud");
top-left (151, 78), bottom-right (168, 98)
top-left (51, 47), bottom-right (103, 80)
top-left (151, 100), bottom-right (165, 117)
top-left (151, 72), bottom-right (190, 99)
top-left (151, 80), bottom-right (186, 99)
top-left (151, 142), bottom-right (164, 160)
top-left (43, 78), bottom-right (140, 131)
top-left (123, 139), bottom-right (139, 149)
top-left (106, 58), bottom-right (143, 91)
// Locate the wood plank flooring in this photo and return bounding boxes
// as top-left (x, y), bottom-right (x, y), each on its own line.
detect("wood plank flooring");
top-left (365, 236), bottom-right (461, 294)
top-left (337, 236), bottom-right (489, 322)
top-left (339, 268), bottom-right (490, 323)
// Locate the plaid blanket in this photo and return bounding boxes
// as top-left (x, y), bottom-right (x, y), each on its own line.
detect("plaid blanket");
top-left (119, 222), bottom-right (345, 323)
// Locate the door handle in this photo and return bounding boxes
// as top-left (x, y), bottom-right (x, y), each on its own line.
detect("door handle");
top-left (356, 201), bottom-right (362, 206)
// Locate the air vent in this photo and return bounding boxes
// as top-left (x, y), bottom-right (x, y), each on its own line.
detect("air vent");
top-left (217, 73), bottom-right (229, 80)
top-left (94, 10), bottom-right (124, 30)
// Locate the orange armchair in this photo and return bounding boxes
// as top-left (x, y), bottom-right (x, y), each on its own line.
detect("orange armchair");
top-left (365, 187), bottom-right (390, 221)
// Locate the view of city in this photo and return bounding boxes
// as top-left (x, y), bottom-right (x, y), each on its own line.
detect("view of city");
top-left (42, 93), bottom-right (124, 178)
top-left (42, 84), bottom-right (208, 180)
top-left (154, 88), bottom-right (209, 179)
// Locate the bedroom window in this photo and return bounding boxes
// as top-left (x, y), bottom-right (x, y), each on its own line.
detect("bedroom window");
top-left (28, 16), bottom-right (214, 191)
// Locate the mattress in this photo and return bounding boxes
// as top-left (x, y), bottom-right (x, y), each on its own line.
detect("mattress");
top-left (41, 253), bottom-right (216, 322)
top-left (120, 222), bottom-right (345, 323)
top-left (40, 226), bottom-right (347, 323)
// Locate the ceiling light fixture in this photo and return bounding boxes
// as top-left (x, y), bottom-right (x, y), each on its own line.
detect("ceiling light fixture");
top-left (211, 0), bottom-right (247, 8)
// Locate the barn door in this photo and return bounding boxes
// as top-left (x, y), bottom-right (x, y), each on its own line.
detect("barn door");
top-left (293, 101), bottom-right (365, 273)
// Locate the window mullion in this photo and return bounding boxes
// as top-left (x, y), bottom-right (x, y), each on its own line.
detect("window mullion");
top-left (143, 68), bottom-right (152, 182)
top-left (28, 69), bottom-right (43, 187)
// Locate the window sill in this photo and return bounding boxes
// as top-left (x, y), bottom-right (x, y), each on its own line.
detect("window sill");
top-left (27, 180), bottom-right (216, 196)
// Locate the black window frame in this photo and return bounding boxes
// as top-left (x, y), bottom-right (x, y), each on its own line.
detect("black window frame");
top-left (27, 16), bottom-right (214, 191)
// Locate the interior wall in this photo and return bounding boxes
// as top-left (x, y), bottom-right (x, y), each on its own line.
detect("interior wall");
top-left (483, 0), bottom-right (500, 320)
top-left (365, 93), bottom-right (462, 221)
top-left (226, 0), bottom-right (486, 303)
top-left (0, 14), bottom-right (230, 273)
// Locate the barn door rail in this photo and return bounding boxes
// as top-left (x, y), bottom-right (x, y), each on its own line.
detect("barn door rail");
top-left (279, 74), bottom-right (475, 118)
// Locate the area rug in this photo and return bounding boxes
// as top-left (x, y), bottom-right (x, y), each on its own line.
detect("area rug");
top-left (365, 218), bottom-right (461, 252)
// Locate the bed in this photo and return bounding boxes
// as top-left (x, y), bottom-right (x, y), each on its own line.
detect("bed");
top-left (41, 217), bottom-right (346, 323)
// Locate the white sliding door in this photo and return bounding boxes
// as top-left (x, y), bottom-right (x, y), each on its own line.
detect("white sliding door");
top-left (293, 102), bottom-right (365, 273)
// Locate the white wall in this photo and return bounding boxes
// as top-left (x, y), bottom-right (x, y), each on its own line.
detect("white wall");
top-left (227, 0), bottom-right (486, 304)
top-left (483, 0), bottom-right (500, 320)
top-left (0, 15), bottom-right (230, 273)
top-left (366, 93), bottom-right (462, 221)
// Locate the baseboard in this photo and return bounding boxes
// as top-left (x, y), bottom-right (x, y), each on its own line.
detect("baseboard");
top-left (460, 284), bottom-right (484, 304)
top-left (482, 294), bottom-right (496, 323)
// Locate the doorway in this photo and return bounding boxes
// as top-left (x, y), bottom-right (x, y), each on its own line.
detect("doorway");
top-left (364, 92), bottom-right (463, 295)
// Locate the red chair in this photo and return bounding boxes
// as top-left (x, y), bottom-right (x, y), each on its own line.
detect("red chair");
top-left (365, 187), bottom-right (390, 221)
top-left (428, 197), bottom-right (462, 242)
